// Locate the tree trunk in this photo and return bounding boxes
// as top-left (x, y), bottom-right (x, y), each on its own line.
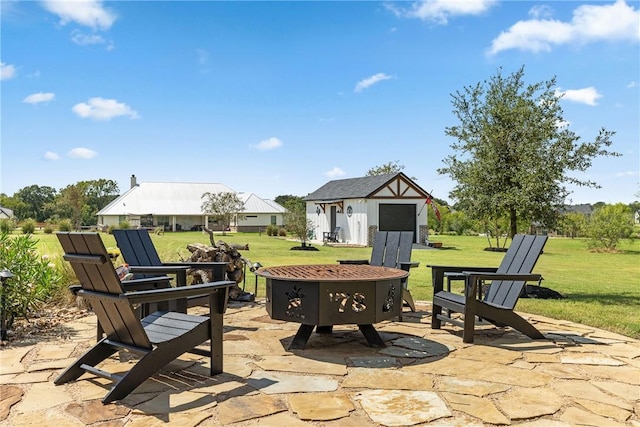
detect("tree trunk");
top-left (509, 208), bottom-right (518, 239)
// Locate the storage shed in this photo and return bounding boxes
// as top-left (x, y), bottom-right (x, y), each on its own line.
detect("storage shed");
top-left (304, 173), bottom-right (433, 246)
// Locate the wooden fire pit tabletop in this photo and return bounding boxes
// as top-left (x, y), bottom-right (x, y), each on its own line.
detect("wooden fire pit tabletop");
top-left (255, 264), bottom-right (408, 282)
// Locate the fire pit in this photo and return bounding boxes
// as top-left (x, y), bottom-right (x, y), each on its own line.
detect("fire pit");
top-left (256, 264), bottom-right (408, 349)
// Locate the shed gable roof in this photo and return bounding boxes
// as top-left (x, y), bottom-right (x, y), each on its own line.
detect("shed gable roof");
top-left (304, 173), bottom-right (431, 201)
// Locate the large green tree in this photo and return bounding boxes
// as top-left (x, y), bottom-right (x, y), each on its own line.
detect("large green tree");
top-left (440, 66), bottom-right (618, 239)
top-left (13, 185), bottom-right (57, 222)
top-left (56, 184), bottom-right (88, 230)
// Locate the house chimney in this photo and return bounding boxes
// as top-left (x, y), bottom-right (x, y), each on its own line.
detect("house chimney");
top-left (131, 174), bottom-right (137, 188)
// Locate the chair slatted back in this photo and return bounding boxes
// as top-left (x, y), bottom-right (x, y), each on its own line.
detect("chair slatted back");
top-left (370, 231), bottom-right (414, 268)
top-left (113, 229), bottom-right (163, 267)
top-left (485, 234), bottom-right (548, 308)
top-left (57, 232), bottom-right (152, 349)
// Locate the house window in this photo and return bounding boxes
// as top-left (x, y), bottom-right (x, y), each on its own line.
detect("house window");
top-left (271, 215), bottom-right (276, 225)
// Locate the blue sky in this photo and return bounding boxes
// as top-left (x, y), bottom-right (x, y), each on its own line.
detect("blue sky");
top-left (1, 0), bottom-right (639, 204)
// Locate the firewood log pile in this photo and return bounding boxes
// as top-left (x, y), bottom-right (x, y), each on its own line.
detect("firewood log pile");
top-left (182, 227), bottom-right (254, 301)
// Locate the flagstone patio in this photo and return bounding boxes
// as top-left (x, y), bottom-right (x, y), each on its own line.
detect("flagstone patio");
top-left (1, 300), bottom-right (638, 426)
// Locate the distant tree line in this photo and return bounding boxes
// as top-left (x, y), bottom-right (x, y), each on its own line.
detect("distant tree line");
top-left (0, 179), bottom-right (120, 230)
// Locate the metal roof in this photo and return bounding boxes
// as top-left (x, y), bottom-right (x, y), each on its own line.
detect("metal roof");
top-left (97, 182), bottom-right (284, 216)
top-left (237, 192), bottom-right (286, 214)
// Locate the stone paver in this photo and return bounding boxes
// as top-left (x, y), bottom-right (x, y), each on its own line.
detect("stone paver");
top-left (439, 391), bottom-right (509, 424)
top-left (0, 299), bottom-right (639, 426)
top-left (355, 389), bottom-right (451, 426)
top-left (289, 392), bottom-right (355, 420)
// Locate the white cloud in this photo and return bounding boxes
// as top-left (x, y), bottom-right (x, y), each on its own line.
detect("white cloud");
top-left (68, 147), bottom-right (97, 159)
top-left (41, 0), bottom-right (116, 30)
top-left (72, 97), bottom-right (139, 120)
top-left (556, 87), bottom-right (602, 106)
top-left (627, 81), bottom-right (638, 88)
top-left (1, 62), bottom-right (17, 80)
top-left (489, 0), bottom-right (640, 55)
top-left (71, 30), bottom-right (105, 46)
top-left (254, 137), bottom-right (283, 151)
top-left (354, 73), bottom-right (393, 93)
top-left (325, 167), bottom-right (346, 178)
top-left (386, 0), bottom-right (497, 24)
top-left (528, 5), bottom-right (554, 19)
top-left (44, 151), bottom-right (60, 160)
top-left (23, 92), bottom-right (55, 104)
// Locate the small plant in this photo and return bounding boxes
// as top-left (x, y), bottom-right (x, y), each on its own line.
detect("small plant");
top-left (0, 219), bottom-right (14, 234)
top-left (58, 219), bottom-right (73, 232)
top-left (278, 228), bottom-right (287, 237)
top-left (21, 219), bottom-right (36, 235)
top-left (0, 232), bottom-right (62, 335)
top-left (43, 223), bottom-right (54, 234)
top-left (119, 220), bottom-right (131, 229)
top-left (266, 224), bottom-right (279, 236)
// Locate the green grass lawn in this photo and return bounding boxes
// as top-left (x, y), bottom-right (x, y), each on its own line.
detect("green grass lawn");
top-left (34, 231), bottom-right (640, 339)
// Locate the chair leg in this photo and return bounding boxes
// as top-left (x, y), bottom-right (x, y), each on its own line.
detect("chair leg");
top-left (55, 340), bottom-right (117, 385)
top-left (431, 304), bottom-right (443, 329)
top-left (402, 288), bottom-right (416, 312)
top-left (103, 324), bottom-right (211, 404)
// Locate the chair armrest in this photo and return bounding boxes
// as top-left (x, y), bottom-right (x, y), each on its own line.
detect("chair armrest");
top-left (462, 272), bottom-right (542, 299)
top-left (124, 280), bottom-right (236, 305)
top-left (428, 265), bottom-right (498, 272)
top-left (337, 259), bottom-right (369, 265)
top-left (127, 266), bottom-right (189, 286)
top-left (162, 262), bottom-right (228, 268)
top-left (429, 265), bottom-right (498, 293)
top-left (399, 261), bottom-right (419, 271)
top-left (461, 272), bottom-right (542, 282)
top-left (128, 265), bottom-right (189, 274)
top-left (162, 262), bottom-right (228, 281)
top-left (121, 276), bottom-right (173, 291)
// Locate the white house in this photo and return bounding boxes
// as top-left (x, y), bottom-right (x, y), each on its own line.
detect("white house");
top-left (97, 175), bottom-right (285, 232)
top-left (304, 173), bottom-right (433, 246)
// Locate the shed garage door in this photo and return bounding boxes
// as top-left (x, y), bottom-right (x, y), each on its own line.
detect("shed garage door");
top-left (379, 204), bottom-right (416, 240)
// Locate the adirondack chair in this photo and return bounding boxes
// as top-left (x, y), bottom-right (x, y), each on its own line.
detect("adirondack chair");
top-left (323, 227), bottom-right (341, 243)
top-left (430, 234), bottom-right (547, 343)
top-left (55, 232), bottom-right (235, 404)
top-left (339, 231), bottom-right (418, 318)
top-left (113, 229), bottom-right (229, 308)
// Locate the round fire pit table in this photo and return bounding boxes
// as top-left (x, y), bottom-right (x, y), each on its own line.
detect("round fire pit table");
top-left (256, 264), bottom-right (408, 350)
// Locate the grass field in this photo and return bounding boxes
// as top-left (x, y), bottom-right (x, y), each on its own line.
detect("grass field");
top-left (33, 231), bottom-right (640, 339)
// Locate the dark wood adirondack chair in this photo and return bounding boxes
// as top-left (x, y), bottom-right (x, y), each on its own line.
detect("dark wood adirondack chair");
top-left (113, 229), bottom-right (228, 307)
top-left (55, 232), bottom-right (235, 404)
top-left (430, 234), bottom-right (548, 343)
top-left (339, 231), bottom-right (418, 318)
top-left (323, 227), bottom-right (341, 243)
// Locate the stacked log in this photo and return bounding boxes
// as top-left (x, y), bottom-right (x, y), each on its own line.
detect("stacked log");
top-left (183, 240), bottom-right (252, 300)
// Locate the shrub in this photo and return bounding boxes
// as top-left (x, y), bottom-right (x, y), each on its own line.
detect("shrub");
top-left (21, 219), bottom-right (36, 235)
top-left (0, 232), bottom-right (62, 334)
top-left (119, 220), bottom-right (131, 229)
top-left (58, 219), bottom-right (73, 232)
top-left (278, 228), bottom-right (287, 237)
top-left (266, 224), bottom-right (279, 236)
top-left (0, 219), bottom-right (14, 234)
top-left (586, 203), bottom-right (634, 251)
top-left (43, 224), bottom-right (54, 234)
